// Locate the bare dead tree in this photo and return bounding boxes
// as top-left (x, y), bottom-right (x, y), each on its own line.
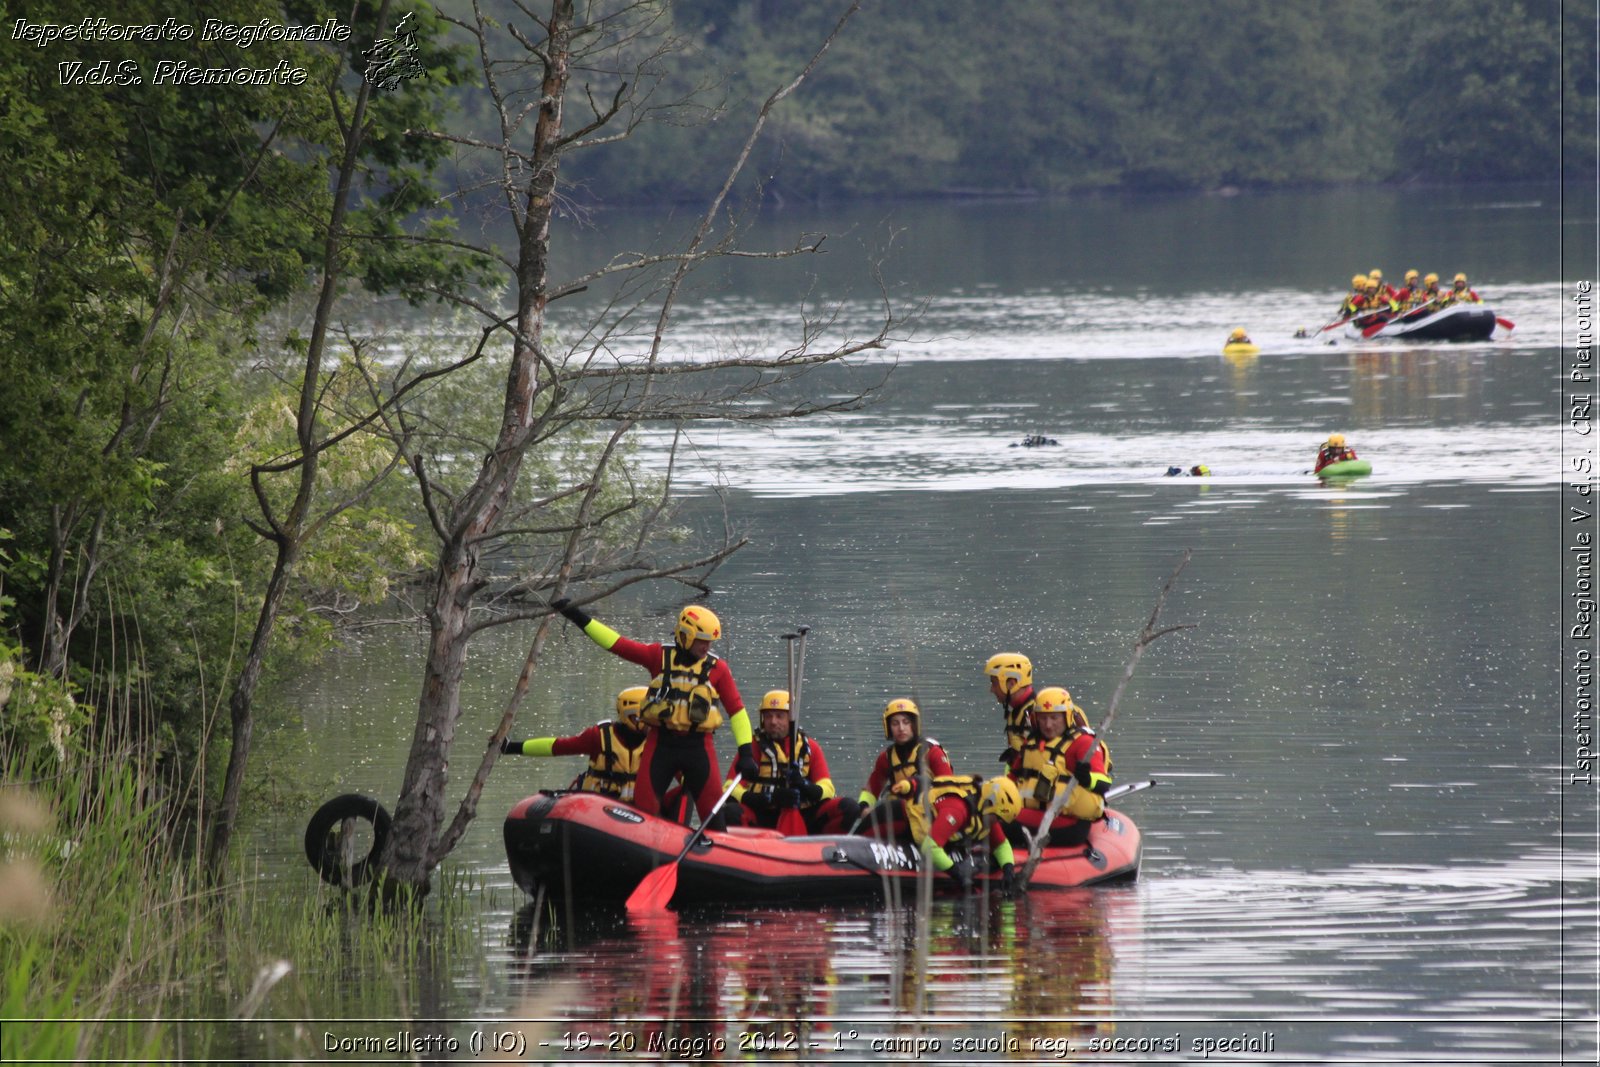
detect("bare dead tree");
top-left (1017, 548), bottom-right (1196, 889)
top-left (374, 0), bottom-right (907, 890)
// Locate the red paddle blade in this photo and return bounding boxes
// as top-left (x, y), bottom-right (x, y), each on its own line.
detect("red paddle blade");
top-left (1496, 317), bottom-right (1515, 330)
top-left (624, 862), bottom-right (679, 915)
top-left (776, 807), bottom-right (806, 836)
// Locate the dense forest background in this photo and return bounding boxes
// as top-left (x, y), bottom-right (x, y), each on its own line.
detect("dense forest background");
top-left (453, 0), bottom-right (1594, 207)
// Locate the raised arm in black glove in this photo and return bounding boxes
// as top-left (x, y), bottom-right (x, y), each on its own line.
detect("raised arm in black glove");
top-left (798, 779), bottom-right (824, 805)
top-left (550, 596), bottom-right (592, 628)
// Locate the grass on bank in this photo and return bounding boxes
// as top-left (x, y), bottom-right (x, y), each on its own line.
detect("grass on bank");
top-left (0, 747), bottom-right (491, 1063)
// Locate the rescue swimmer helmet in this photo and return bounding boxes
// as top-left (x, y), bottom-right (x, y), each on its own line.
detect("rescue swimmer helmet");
top-left (1368, 268), bottom-right (1383, 281)
top-left (1033, 686), bottom-right (1075, 715)
top-left (1351, 274), bottom-right (1367, 289)
top-left (674, 605), bottom-right (722, 649)
top-left (759, 689), bottom-right (792, 714)
top-left (882, 697), bottom-right (920, 739)
top-left (1327, 433), bottom-right (1347, 447)
top-left (1424, 272), bottom-right (1439, 285)
top-left (984, 652), bottom-right (1033, 694)
top-left (1453, 272), bottom-right (1468, 286)
top-left (1228, 327), bottom-right (1248, 342)
top-left (978, 776), bottom-right (1022, 823)
top-left (616, 685), bottom-right (649, 726)
top-left (1404, 269), bottom-right (1419, 282)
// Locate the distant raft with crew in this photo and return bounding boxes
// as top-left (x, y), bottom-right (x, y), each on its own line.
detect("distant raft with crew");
top-left (1301, 269), bottom-right (1511, 342)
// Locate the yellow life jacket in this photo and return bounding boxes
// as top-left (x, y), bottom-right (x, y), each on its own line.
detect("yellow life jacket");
top-left (746, 729), bottom-right (814, 803)
top-left (886, 738), bottom-right (943, 789)
top-left (1003, 692), bottom-right (1036, 756)
top-left (1062, 732), bottom-right (1113, 821)
top-left (573, 721), bottom-right (642, 802)
top-left (641, 646), bottom-right (723, 733)
top-left (903, 774), bottom-right (981, 845)
top-left (1013, 734), bottom-right (1073, 810)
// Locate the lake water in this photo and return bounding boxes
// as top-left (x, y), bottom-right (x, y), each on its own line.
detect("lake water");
top-left (260, 182), bottom-right (1596, 1064)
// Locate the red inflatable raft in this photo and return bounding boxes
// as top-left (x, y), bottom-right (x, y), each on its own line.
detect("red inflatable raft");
top-left (503, 790), bottom-right (1142, 905)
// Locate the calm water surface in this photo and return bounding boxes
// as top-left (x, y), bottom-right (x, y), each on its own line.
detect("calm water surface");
top-left (260, 184), bottom-right (1595, 1064)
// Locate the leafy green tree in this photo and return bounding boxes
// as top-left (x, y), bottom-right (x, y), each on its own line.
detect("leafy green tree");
top-left (1390, 0), bottom-right (1562, 181)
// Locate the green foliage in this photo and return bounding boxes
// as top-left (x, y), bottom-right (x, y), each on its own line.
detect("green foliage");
top-left (549, 0), bottom-right (1582, 203)
top-left (0, 1), bottom-right (486, 816)
top-left (1391, 0), bottom-right (1563, 181)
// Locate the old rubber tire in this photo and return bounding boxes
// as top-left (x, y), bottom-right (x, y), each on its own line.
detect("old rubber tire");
top-left (304, 793), bottom-right (391, 887)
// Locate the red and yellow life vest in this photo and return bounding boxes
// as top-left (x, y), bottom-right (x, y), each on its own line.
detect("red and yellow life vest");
top-left (886, 738), bottom-right (945, 789)
top-left (746, 729), bottom-right (815, 804)
top-left (641, 646), bottom-right (724, 732)
top-left (573, 721), bottom-right (643, 802)
top-left (1013, 735), bottom-right (1073, 810)
top-left (904, 774), bottom-right (982, 846)
top-left (1003, 691), bottom-right (1036, 756)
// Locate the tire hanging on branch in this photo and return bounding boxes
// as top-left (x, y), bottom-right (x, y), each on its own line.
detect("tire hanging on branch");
top-left (304, 793), bottom-right (391, 887)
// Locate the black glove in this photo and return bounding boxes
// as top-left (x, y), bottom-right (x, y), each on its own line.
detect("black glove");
top-left (858, 799), bottom-right (873, 816)
top-left (798, 780), bottom-right (824, 805)
top-left (774, 787), bottom-right (799, 809)
top-left (998, 748), bottom-right (1015, 765)
top-left (741, 791), bottom-right (772, 815)
top-left (500, 738), bottom-right (524, 755)
top-left (1000, 863), bottom-right (1018, 897)
top-left (550, 596), bottom-right (592, 628)
top-left (734, 744), bottom-right (760, 782)
top-left (947, 854), bottom-right (974, 891)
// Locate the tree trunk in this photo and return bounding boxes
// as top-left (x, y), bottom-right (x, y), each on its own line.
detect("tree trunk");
top-left (203, 2), bottom-right (387, 880)
top-left (383, 0), bottom-right (573, 890)
top-left (206, 544), bottom-right (296, 874)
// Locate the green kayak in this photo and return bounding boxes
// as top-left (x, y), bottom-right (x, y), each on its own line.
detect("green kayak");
top-left (1316, 459), bottom-right (1372, 478)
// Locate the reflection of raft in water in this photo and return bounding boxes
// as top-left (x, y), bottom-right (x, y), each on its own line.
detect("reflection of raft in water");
top-left (504, 791), bottom-right (1142, 905)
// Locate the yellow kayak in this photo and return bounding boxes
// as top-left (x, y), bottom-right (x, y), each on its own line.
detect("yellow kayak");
top-left (1222, 341), bottom-right (1260, 357)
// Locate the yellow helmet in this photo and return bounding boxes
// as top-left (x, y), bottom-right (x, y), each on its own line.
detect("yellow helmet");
top-left (759, 689), bottom-right (791, 713)
top-left (1404, 269), bottom-right (1419, 282)
top-left (1351, 274), bottom-right (1367, 289)
top-left (978, 777), bottom-right (1022, 822)
top-left (1453, 272), bottom-right (1468, 285)
top-left (1228, 327), bottom-right (1248, 341)
top-left (883, 697), bottom-right (920, 739)
top-left (1035, 686), bottom-right (1090, 732)
top-left (1033, 686), bottom-right (1074, 714)
top-left (1363, 278), bottom-right (1378, 290)
top-left (1327, 433), bottom-right (1347, 447)
top-left (984, 652), bottom-right (1032, 694)
top-left (1368, 268), bottom-right (1382, 280)
top-left (616, 685), bottom-right (649, 725)
top-left (1424, 272), bottom-right (1439, 285)
top-left (674, 605), bottom-right (722, 648)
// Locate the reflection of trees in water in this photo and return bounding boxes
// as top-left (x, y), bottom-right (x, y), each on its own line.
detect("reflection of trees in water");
top-left (504, 888), bottom-right (1140, 1058)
